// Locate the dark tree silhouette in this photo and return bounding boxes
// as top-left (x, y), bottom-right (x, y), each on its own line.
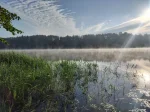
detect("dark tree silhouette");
top-left (0, 33), bottom-right (150, 49)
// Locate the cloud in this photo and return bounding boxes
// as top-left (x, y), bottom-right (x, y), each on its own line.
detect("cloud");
top-left (79, 20), bottom-right (113, 35)
top-left (0, 0), bottom-right (112, 36)
top-left (0, 0), bottom-right (80, 36)
top-left (97, 16), bottom-right (150, 34)
top-left (79, 18), bottom-right (149, 35)
top-left (1, 0), bottom-right (150, 37)
top-left (80, 23), bottom-right (106, 35)
top-left (82, 12), bottom-right (150, 35)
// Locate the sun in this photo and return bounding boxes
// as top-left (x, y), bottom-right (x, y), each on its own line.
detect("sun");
top-left (139, 69), bottom-right (150, 83)
top-left (140, 8), bottom-right (150, 23)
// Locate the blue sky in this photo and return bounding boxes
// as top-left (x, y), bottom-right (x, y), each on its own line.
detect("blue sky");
top-left (59, 0), bottom-right (148, 27)
top-left (0, 0), bottom-right (150, 37)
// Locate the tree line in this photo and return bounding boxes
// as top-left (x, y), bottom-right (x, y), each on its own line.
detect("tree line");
top-left (0, 32), bottom-right (150, 49)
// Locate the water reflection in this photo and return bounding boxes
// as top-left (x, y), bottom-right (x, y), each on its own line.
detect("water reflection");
top-left (74, 60), bottom-right (150, 112)
top-left (138, 70), bottom-right (150, 85)
top-left (34, 60), bottom-right (150, 112)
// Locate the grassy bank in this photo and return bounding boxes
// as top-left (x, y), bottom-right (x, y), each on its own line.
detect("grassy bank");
top-left (0, 52), bottom-right (98, 112)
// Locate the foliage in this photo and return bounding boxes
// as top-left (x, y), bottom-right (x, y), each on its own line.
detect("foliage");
top-left (0, 38), bottom-right (8, 45)
top-left (0, 6), bottom-right (23, 44)
top-left (0, 52), bottom-right (147, 111)
top-left (0, 52), bottom-right (98, 112)
top-left (0, 32), bottom-right (150, 48)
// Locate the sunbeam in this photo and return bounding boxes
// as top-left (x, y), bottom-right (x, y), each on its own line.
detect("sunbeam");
top-left (117, 3), bottom-right (150, 61)
top-left (117, 23), bottom-right (144, 61)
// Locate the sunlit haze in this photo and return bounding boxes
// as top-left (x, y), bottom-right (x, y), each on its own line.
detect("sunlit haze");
top-left (1, 1), bottom-right (150, 112)
top-left (139, 8), bottom-right (150, 23)
top-left (0, 0), bottom-right (150, 37)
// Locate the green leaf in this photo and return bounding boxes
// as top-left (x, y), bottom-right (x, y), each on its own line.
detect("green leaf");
top-left (0, 5), bottom-right (23, 45)
top-left (0, 37), bottom-right (9, 45)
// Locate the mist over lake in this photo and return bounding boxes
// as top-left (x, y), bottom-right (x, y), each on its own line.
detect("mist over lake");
top-left (1, 48), bottom-right (150, 61)
top-left (1, 0), bottom-right (150, 111)
top-left (1, 48), bottom-right (150, 111)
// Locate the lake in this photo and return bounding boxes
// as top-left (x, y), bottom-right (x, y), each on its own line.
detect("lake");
top-left (1, 48), bottom-right (150, 112)
top-left (1, 48), bottom-right (150, 61)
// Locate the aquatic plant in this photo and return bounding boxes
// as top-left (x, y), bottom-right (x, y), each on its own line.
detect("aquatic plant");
top-left (0, 52), bottom-right (98, 112)
top-left (0, 52), bottom-right (149, 112)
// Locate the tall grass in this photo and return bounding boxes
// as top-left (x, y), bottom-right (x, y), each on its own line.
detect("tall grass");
top-left (0, 52), bottom-right (98, 112)
top-left (1, 52), bottom-right (147, 112)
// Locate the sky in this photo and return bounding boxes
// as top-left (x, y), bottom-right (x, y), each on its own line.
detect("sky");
top-left (0, 0), bottom-right (150, 37)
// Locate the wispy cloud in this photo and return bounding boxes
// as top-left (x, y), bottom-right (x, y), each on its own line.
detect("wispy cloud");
top-left (97, 16), bottom-right (150, 34)
top-left (0, 0), bottom-right (80, 36)
top-left (81, 17), bottom-right (150, 35)
top-left (1, 0), bottom-right (150, 37)
top-left (80, 22), bottom-right (106, 35)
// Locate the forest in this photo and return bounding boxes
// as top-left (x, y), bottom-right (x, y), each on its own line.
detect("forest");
top-left (0, 32), bottom-right (150, 49)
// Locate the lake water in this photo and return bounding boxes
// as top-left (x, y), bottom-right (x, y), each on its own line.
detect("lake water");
top-left (65, 60), bottom-right (149, 112)
top-left (1, 49), bottom-right (150, 111)
top-left (1, 48), bottom-right (150, 61)
top-left (88, 61), bottom-right (150, 112)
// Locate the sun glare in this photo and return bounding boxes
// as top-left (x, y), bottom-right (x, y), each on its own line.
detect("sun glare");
top-left (140, 8), bottom-right (150, 23)
top-left (143, 72), bottom-right (150, 82)
top-left (139, 70), bottom-right (150, 83)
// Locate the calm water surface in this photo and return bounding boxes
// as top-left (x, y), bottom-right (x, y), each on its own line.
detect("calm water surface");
top-left (1, 49), bottom-right (150, 111)
top-left (76, 60), bottom-right (150, 112)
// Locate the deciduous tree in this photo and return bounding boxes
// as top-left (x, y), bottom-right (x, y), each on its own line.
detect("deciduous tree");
top-left (0, 6), bottom-right (23, 44)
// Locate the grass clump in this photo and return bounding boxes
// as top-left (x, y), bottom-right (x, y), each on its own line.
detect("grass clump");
top-left (0, 52), bottom-right (98, 112)
top-left (0, 52), bottom-right (54, 112)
